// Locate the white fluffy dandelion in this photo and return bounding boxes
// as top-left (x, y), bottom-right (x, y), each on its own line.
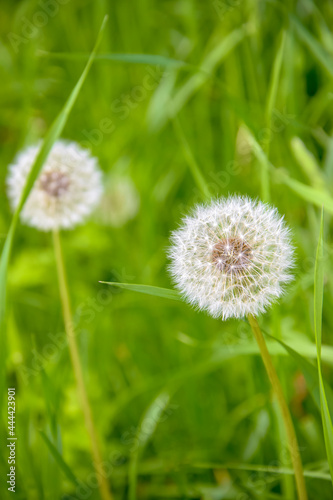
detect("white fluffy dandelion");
top-left (168, 196), bottom-right (294, 320)
top-left (7, 140), bottom-right (103, 231)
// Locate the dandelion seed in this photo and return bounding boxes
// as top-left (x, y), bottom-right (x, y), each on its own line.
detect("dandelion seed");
top-left (168, 196), bottom-right (294, 319)
top-left (6, 140), bottom-right (103, 231)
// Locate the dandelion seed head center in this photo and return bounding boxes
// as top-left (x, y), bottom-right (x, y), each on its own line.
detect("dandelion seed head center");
top-left (39, 170), bottom-right (70, 198)
top-left (168, 197), bottom-right (295, 319)
top-left (211, 237), bottom-right (252, 274)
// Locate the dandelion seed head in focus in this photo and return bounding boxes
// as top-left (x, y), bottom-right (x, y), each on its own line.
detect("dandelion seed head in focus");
top-left (7, 140), bottom-right (103, 231)
top-left (168, 196), bottom-right (294, 320)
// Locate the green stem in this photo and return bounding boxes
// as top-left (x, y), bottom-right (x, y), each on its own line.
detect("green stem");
top-left (53, 229), bottom-right (113, 500)
top-left (247, 315), bottom-right (308, 500)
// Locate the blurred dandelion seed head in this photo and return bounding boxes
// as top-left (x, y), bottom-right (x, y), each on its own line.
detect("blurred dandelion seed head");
top-left (95, 174), bottom-right (140, 227)
top-left (168, 196), bottom-right (294, 320)
top-left (39, 170), bottom-right (70, 198)
top-left (7, 140), bottom-right (103, 231)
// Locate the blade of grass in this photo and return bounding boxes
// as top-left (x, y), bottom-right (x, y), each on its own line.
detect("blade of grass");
top-left (247, 315), bottom-right (308, 500)
top-left (151, 26), bottom-right (247, 130)
top-left (172, 117), bottom-right (211, 199)
top-left (54, 230), bottom-right (113, 500)
top-left (128, 390), bottom-right (172, 500)
top-left (245, 127), bottom-right (333, 213)
top-left (262, 330), bottom-right (333, 418)
top-left (0, 15), bottom-right (108, 422)
top-left (279, 174), bottom-right (333, 215)
top-left (39, 431), bottom-right (79, 487)
top-left (40, 367), bottom-right (58, 440)
top-left (314, 209), bottom-right (325, 359)
top-left (265, 30), bottom-right (286, 127)
top-left (290, 137), bottom-right (324, 189)
top-left (170, 26), bottom-right (247, 115)
top-left (263, 30), bottom-right (286, 201)
top-left (324, 137), bottom-right (333, 182)
top-left (103, 457), bottom-right (332, 481)
top-left (314, 208), bottom-right (333, 485)
top-left (38, 51), bottom-right (189, 68)
top-left (318, 375), bottom-right (333, 486)
top-left (99, 282), bottom-right (182, 301)
top-left (291, 15), bottom-right (333, 79)
top-left (245, 126), bottom-right (272, 200)
top-left (192, 463), bottom-right (331, 481)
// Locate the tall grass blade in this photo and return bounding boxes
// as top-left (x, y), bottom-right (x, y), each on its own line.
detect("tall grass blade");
top-left (39, 431), bottom-right (79, 486)
top-left (158, 26), bottom-right (247, 128)
top-left (99, 282), bottom-right (182, 301)
top-left (193, 462), bottom-right (331, 481)
top-left (278, 173), bottom-right (333, 215)
top-left (172, 117), bottom-right (211, 199)
top-left (314, 208), bottom-right (333, 485)
top-left (290, 137), bottom-right (324, 188)
top-left (245, 126), bottom-right (333, 213)
top-left (262, 30), bottom-right (286, 200)
top-left (128, 390), bottom-right (171, 500)
top-left (262, 330), bottom-right (333, 417)
top-left (244, 127), bottom-right (271, 200)
top-left (265, 31), bottom-right (286, 126)
top-left (314, 209), bottom-right (325, 358)
top-left (38, 51), bottom-right (189, 68)
top-left (291, 16), bottom-right (333, 78)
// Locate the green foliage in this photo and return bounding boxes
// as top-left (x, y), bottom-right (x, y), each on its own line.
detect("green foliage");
top-left (1, 0), bottom-right (333, 499)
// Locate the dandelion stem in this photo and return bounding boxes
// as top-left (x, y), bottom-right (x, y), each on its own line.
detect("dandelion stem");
top-left (53, 229), bottom-right (113, 500)
top-left (247, 314), bottom-right (308, 500)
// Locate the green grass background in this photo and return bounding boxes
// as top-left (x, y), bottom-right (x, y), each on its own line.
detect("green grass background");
top-left (1, 0), bottom-right (333, 498)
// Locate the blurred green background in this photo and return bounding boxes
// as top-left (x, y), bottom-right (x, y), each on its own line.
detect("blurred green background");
top-left (1, 0), bottom-right (333, 498)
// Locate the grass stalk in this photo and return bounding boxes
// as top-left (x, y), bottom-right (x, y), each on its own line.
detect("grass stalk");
top-left (53, 229), bottom-right (113, 500)
top-left (247, 314), bottom-right (308, 500)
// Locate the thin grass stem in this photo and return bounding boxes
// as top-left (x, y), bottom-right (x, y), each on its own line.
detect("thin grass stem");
top-left (53, 229), bottom-right (113, 500)
top-left (247, 314), bottom-right (308, 500)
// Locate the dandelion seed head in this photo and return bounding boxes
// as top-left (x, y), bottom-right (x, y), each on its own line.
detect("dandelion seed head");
top-left (168, 196), bottom-right (295, 320)
top-left (39, 170), bottom-right (70, 198)
top-left (7, 140), bottom-right (103, 231)
top-left (95, 173), bottom-right (140, 228)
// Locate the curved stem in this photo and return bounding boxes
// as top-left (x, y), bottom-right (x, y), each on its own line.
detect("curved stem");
top-left (247, 314), bottom-right (308, 500)
top-left (53, 229), bottom-right (113, 500)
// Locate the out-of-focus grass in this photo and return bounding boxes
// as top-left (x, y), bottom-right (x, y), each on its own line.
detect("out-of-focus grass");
top-left (0, 0), bottom-right (333, 499)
